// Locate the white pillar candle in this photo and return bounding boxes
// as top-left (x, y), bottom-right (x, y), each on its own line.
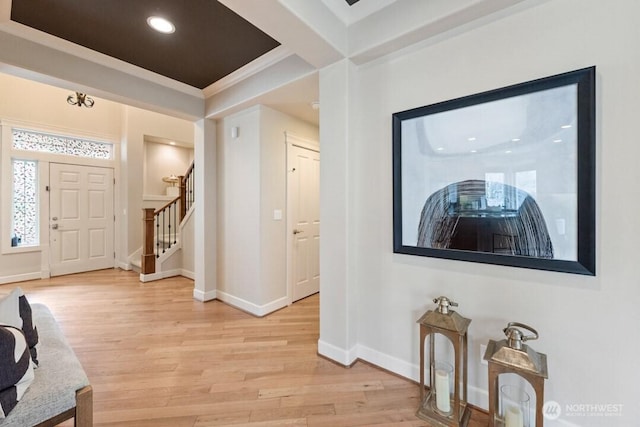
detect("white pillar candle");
top-left (504, 405), bottom-right (524, 427)
top-left (435, 368), bottom-right (451, 413)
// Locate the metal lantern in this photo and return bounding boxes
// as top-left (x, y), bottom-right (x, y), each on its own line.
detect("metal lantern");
top-left (483, 322), bottom-right (548, 427)
top-left (416, 296), bottom-right (471, 427)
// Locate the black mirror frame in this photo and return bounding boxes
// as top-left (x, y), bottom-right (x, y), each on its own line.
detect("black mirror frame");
top-left (392, 67), bottom-right (596, 275)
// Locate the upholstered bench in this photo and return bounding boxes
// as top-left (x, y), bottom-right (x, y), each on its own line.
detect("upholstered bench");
top-left (0, 303), bottom-right (92, 427)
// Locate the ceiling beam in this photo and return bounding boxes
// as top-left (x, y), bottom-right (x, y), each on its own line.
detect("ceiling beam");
top-left (205, 54), bottom-right (316, 120)
top-left (218, 0), bottom-right (346, 69)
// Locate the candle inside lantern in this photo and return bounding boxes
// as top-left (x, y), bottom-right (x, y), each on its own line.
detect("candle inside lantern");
top-left (435, 367), bottom-right (451, 413)
top-left (504, 405), bottom-right (524, 427)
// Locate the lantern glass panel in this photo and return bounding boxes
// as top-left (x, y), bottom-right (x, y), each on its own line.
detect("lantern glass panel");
top-left (500, 385), bottom-right (530, 427)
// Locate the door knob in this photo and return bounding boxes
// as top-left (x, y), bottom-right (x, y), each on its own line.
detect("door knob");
top-left (51, 224), bottom-right (59, 230)
top-left (293, 229), bottom-right (303, 234)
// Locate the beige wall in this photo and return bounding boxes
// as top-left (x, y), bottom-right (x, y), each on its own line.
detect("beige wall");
top-left (0, 73), bottom-right (194, 280)
top-left (319, 0), bottom-right (640, 424)
top-left (217, 105), bottom-right (318, 314)
top-left (121, 106), bottom-right (194, 260)
top-left (143, 141), bottom-right (193, 196)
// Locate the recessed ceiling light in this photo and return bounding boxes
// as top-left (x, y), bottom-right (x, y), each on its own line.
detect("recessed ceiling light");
top-left (512, 138), bottom-right (520, 142)
top-left (470, 150), bottom-right (477, 153)
top-left (147, 16), bottom-right (175, 34)
top-left (561, 124), bottom-right (572, 129)
top-left (468, 137), bottom-right (476, 141)
top-left (553, 139), bottom-right (562, 143)
top-left (169, 141), bottom-right (176, 146)
top-left (436, 147), bottom-right (444, 151)
top-left (505, 150), bottom-right (512, 154)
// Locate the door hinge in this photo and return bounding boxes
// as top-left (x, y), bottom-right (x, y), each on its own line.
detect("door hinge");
top-left (113, 178), bottom-right (115, 185)
top-left (45, 185), bottom-right (50, 192)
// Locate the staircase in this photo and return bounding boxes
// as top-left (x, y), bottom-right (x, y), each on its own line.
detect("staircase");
top-left (134, 162), bottom-right (194, 282)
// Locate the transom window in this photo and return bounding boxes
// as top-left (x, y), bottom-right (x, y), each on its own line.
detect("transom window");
top-left (12, 129), bottom-right (113, 160)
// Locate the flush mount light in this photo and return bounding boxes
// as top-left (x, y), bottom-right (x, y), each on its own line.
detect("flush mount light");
top-left (147, 16), bottom-right (175, 34)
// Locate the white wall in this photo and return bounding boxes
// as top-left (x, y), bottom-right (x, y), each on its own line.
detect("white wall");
top-left (259, 107), bottom-right (319, 305)
top-left (320, 1), bottom-right (640, 426)
top-left (218, 105), bottom-right (318, 315)
top-left (143, 141), bottom-right (193, 196)
top-left (217, 106), bottom-right (262, 306)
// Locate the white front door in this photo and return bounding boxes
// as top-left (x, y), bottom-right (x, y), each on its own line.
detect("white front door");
top-left (288, 144), bottom-right (320, 302)
top-left (49, 163), bottom-right (114, 276)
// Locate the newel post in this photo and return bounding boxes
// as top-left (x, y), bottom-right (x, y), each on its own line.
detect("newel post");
top-left (141, 208), bottom-right (155, 274)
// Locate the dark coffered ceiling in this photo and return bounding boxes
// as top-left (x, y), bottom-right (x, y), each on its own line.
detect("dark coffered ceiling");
top-left (10, 0), bottom-right (280, 89)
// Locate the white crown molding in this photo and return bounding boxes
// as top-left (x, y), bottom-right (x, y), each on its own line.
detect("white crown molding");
top-left (202, 46), bottom-right (294, 98)
top-left (0, 20), bottom-right (204, 99)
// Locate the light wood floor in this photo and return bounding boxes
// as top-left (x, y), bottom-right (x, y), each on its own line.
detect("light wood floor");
top-left (11, 269), bottom-right (488, 426)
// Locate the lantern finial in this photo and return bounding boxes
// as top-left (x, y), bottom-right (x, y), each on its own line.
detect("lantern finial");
top-left (433, 296), bottom-right (458, 314)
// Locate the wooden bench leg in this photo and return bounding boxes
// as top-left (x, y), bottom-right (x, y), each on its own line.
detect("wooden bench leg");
top-left (75, 385), bottom-right (93, 427)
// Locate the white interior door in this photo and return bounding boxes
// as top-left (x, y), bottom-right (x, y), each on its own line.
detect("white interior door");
top-left (288, 144), bottom-right (320, 302)
top-left (50, 163), bottom-right (114, 276)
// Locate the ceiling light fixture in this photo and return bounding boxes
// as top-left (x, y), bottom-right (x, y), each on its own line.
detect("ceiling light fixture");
top-left (147, 16), bottom-right (175, 34)
top-left (67, 92), bottom-right (94, 108)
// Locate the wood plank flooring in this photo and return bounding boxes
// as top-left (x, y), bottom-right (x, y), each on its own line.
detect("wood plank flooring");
top-left (9, 269), bottom-right (488, 426)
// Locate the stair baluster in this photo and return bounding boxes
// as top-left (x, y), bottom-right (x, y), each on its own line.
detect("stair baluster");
top-left (141, 161), bottom-right (195, 275)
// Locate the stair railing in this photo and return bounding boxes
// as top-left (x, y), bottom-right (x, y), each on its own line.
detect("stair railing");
top-left (181, 162), bottom-right (194, 220)
top-left (141, 162), bottom-right (195, 275)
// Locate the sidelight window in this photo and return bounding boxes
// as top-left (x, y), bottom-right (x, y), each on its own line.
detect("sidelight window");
top-left (11, 159), bottom-right (39, 247)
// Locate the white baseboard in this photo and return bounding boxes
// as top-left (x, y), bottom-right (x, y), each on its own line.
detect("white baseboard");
top-left (139, 269), bottom-right (181, 282)
top-left (0, 272), bottom-right (41, 285)
top-left (319, 344), bottom-right (584, 427)
top-left (317, 339), bottom-right (358, 366)
top-left (215, 291), bottom-right (288, 317)
top-left (180, 269), bottom-right (195, 280)
top-left (117, 261), bottom-right (131, 271)
top-left (318, 342), bottom-right (500, 414)
top-left (193, 288), bottom-right (217, 301)
top-left (356, 344), bottom-right (418, 381)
